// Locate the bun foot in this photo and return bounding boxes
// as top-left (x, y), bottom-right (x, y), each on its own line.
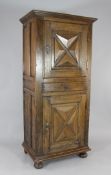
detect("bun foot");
top-left (78, 152), bottom-right (88, 158)
top-left (34, 160), bottom-right (43, 169)
top-left (24, 149), bottom-right (27, 154)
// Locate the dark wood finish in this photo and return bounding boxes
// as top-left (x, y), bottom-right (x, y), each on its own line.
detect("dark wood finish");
top-left (20, 10), bottom-right (97, 168)
top-left (43, 94), bottom-right (86, 154)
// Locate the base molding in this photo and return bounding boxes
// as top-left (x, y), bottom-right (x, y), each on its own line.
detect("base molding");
top-left (22, 142), bottom-right (91, 168)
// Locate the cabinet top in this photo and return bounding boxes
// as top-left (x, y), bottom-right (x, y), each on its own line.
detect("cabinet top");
top-left (20, 10), bottom-right (97, 24)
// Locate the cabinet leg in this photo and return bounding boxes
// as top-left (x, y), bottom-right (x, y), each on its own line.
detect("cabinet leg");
top-left (34, 160), bottom-right (43, 169)
top-left (78, 152), bottom-right (88, 158)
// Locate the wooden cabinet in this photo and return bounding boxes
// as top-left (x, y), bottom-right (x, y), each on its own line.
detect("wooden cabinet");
top-left (20, 10), bottom-right (97, 168)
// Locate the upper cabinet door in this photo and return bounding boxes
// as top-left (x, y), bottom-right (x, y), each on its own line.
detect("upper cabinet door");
top-left (43, 21), bottom-right (89, 78)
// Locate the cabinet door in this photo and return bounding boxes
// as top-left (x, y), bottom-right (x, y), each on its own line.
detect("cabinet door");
top-left (43, 94), bottom-right (86, 154)
top-left (44, 21), bottom-right (89, 78)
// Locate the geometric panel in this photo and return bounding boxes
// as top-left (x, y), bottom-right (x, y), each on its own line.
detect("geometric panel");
top-left (43, 94), bottom-right (86, 153)
top-left (54, 33), bottom-right (80, 67)
top-left (52, 103), bottom-right (79, 143)
top-left (44, 21), bottom-right (88, 78)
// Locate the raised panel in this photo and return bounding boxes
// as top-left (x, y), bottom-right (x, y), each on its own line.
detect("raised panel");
top-left (53, 32), bottom-right (80, 67)
top-left (51, 103), bottom-right (80, 149)
top-left (43, 94), bottom-right (86, 154)
top-left (23, 23), bottom-right (31, 76)
top-left (44, 21), bottom-right (88, 78)
top-left (23, 91), bottom-right (36, 149)
top-left (31, 96), bottom-right (36, 151)
top-left (24, 92), bottom-right (32, 147)
top-left (23, 20), bottom-right (36, 77)
top-left (30, 21), bottom-right (37, 77)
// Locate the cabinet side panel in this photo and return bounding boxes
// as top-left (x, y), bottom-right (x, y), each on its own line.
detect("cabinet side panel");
top-left (30, 21), bottom-right (37, 77)
top-left (35, 19), bottom-right (44, 155)
top-left (23, 23), bottom-right (31, 76)
top-left (23, 91), bottom-right (36, 151)
top-left (31, 96), bottom-right (36, 151)
top-left (23, 18), bottom-right (37, 154)
top-left (24, 92), bottom-right (32, 147)
top-left (23, 19), bottom-right (36, 77)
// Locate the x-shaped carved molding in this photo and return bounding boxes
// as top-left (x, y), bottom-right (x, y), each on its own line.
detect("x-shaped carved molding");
top-left (54, 33), bottom-right (80, 67)
top-left (53, 104), bottom-right (79, 142)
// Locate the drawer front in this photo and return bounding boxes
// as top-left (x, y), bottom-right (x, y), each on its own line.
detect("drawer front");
top-left (43, 94), bottom-right (86, 154)
top-left (42, 81), bottom-right (87, 92)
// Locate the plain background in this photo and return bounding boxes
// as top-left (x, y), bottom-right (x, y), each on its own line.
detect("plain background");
top-left (0, 0), bottom-right (111, 174)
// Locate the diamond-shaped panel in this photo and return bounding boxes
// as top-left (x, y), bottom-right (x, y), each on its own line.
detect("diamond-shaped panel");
top-left (54, 33), bottom-right (80, 67)
top-left (52, 103), bottom-right (79, 143)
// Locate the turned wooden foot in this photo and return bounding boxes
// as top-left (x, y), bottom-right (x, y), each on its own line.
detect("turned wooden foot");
top-left (34, 160), bottom-right (43, 169)
top-left (78, 152), bottom-right (88, 158)
top-left (24, 149), bottom-right (27, 154)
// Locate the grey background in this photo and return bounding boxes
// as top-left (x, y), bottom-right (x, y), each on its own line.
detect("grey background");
top-left (0, 0), bottom-right (111, 174)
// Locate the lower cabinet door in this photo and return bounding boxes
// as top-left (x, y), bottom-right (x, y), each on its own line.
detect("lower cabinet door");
top-left (43, 94), bottom-right (86, 154)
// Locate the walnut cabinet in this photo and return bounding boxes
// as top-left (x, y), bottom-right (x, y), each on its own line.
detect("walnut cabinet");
top-left (20, 10), bottom-right (97, 168)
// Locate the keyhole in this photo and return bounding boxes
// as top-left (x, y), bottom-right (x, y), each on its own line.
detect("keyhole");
top-left (46, 45), bottom-right (50, 54)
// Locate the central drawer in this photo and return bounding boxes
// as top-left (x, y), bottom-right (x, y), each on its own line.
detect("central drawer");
top-left (42, 81), bottom-right (87, 92)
